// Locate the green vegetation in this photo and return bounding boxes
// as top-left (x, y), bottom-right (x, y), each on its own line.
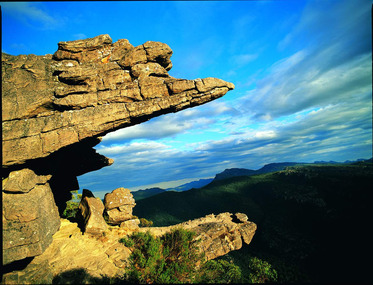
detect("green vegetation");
top-left (139, 217), bottom-right (153, 227)
top-left (197, 259), bottom-right (242, 283)
top-left (61, 190), bottom-right (82, 220)
top-left (246, 256), bottom-right (277, 283)
top-left (119, 228), bottom-right (246, 284)
top-left (134, 161), bottom-right (373, 282)
top-left (120, 229), bottom-right (202, 283)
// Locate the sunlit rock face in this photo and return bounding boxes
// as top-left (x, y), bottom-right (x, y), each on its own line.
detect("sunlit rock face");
top-left (2, 34), bottom-right (234, 265)
top-left (140, 212), bottom-right (257, 261)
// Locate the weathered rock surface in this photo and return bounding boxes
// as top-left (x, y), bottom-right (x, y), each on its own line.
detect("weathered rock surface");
top-left (79, 190), bottom-right (108, 235)
top-left (139, 212), bottom-right (257, 260)
top-left (2, 169), bottom-right (60, 265)
top-left (2, 34), bottom-right (234, 167)
top-left (2, 219), bottom-right (131, 284)
top-left (104, 187), bottom-right (136, 225)
top-left (2, 34), bottom-right (234, 266)
top-left (2, 213), bottom-right (256, 284)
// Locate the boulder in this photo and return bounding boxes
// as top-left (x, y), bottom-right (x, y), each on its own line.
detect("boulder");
top-left (2, 175), bottom-right (60, 265)
top-left (120, 218), bottom-right (140, 231)
top-left (79, 190), bottom-right (107, 235)
top-left (104, 188), bottom-right (136, 225)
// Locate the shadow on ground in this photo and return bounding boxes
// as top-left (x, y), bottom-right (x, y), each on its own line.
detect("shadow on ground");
top-left (52, 268), bottom-right (113, 284)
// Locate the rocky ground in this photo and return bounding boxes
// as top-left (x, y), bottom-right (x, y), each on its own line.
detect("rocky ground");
top-left (2, 212), bottom-right (256, 284)
top-left (2, 219), bottom-right (132, 284)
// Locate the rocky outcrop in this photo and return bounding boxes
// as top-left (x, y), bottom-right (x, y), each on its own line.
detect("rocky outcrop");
top-left (104, 188), bottom-right (136, 225)
top-left (79, 190), bottom-right (108, 235)
top-left (139, 212), bottom-right (257, 260)
top-left (2, 34), bottom-right (234, 265)
top-left (2, 213), bottom-right (256, 284)
top-left (2, 34), bottom-right (234, 167)
top-left (2, 219), bottom-right (131, 284)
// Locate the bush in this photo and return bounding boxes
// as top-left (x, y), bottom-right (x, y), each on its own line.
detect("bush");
top-left (247, 256), bottom-right (278, 283)
top-left (121, 228), bottom-right (202, 283)
top-left (119, 228), bottom-right (243, 284)
top-left (62, 190), bottom-right (82, 220)
top-left (197, 259), bottom-right (242, 283)
top-left (139, 218), bottom-right (153, 227)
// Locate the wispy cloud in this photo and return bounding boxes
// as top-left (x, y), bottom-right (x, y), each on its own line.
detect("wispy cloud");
top-left (2, 2), bottom-right (61, 29)
top-left (233, 53), bottom-right (259, 66)
top-left (80, 95), bottom-right (371, 192)
top-left (102, 100), bottom-right (239, 143)
top-left (75, 0), bottom-right (372, 193)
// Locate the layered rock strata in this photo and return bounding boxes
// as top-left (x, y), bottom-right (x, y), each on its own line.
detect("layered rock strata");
top-left (2, 34), bottom-right (234, 265)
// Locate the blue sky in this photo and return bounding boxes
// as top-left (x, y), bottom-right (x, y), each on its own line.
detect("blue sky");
top-left (2, 1), bottom-right (372, 197)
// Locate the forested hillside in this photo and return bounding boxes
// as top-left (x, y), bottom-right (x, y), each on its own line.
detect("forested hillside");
top-left (134, 161), bottom-right (372, 282)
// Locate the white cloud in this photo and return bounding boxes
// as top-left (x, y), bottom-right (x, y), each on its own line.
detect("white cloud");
top-left (2, 2), bottom-right (60, 29)
top-left (233, 53), bottom-right (259, 66)
top-left (97, 141), bottom-right (171, 156)
top-left (78, 0), bottom-right (372, 193)
top-left (73, 33), bottom-right (88, 40)
top-left (241, 51), bottom-right (371, 121)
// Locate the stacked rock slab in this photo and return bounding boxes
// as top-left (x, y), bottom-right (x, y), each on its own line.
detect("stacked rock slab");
top-left (2, 34), bottom-right (234, 265)
top-left (104, 188), bottom-right (138, 226)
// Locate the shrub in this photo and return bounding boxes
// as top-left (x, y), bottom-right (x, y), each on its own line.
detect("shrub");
top-left (247, 256), bottom-right (278, 283)
top-left (121, 228), bottom-right (202, 283)
top-left (197, 259), bottom-right (242, 283)
top-left (139, 217), bottom-right (153, 227)
top-left (119, 236), bottom-right (135, 248)
top-left (119, 228), bottom-right (244, 284)
top-left (62, 190), bottom-right (82, 220)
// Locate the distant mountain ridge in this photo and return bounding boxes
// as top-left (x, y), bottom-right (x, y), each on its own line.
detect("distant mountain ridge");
top-left (170, 178), bottom-right (214, 192)
top-left (214, 162), bottom-right (305, 180)
top-left (132, 178), bottom-right (214, 201)
top-left (132, 187), bottom-right (166, 201)
top-left (132, 158), bottom-right (372, 201)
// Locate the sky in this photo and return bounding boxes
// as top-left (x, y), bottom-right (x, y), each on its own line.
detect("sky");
top-left (2, 0), bottom-right (372, 197)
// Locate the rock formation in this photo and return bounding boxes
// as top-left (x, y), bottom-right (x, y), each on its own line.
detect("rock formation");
top-left (2, 213), bottom-right (256, 284)
top-left (2, 34), bottom-right (234, 266)
top-left (78, 189), bottom-right (108, 235)
top-left (139, 212), bottom-right (257, 261)
top-left (104, 187), bottom-right (136, 225)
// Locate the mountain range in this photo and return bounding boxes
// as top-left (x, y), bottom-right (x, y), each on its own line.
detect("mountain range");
top-left (132, 160), bottom-right (366, 201)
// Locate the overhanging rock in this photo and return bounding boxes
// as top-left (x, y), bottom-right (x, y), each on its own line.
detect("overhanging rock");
top-left (2, 34), bottom-right (234, 265)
